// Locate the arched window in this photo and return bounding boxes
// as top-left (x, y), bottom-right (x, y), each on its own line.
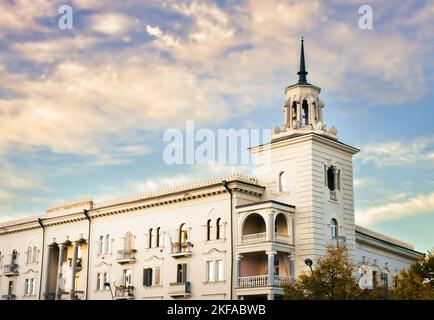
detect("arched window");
top-left (27, 247), bottom-right (32, 264)
top-left (99, 235), bottom-right (104, 254)
top-left (216, 218), bottom-right (222, 240)
top-left (156, 227), bottom-right (161, 247)
top-left (206, 219), bottom-right (212, 241)
top-left (124, 232), bottom-right (133, 251)
top-left (330, 219), bottom-right (338, 239)
top-left (12, 249), bottom-right (18, 264)
top-left (279, 171), bottom-right (288, 192)
top-left (327, 167), bottom-right (336, 191)
top-left (302, 100), bottom-right (309, 125)
top-left (179, 224), bottom-right (188, 243)
top-left (32, 246), bottom-right (38, 263)
top-left (149, 228), bottom-right (153, 248)
top-left (104, 234), bottom-right (110, 253)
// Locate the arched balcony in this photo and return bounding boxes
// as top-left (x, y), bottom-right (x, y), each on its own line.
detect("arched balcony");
top-left (274, 213), bottom-right (290, 244)
top-left (241, 213), bottom-right (266, 243)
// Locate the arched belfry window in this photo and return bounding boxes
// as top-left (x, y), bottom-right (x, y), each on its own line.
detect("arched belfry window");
top-left (330, 219), bottom-right (338, 239)
top-left (291, 101), bottom-right (297, 122)
top-left (279, 171), bottom-right (288, 192)
top-left (302, 99), bottom-right (309, 125)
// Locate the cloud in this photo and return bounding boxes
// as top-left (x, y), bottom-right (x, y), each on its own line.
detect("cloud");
top-left (89, 13), bottom-right (136, 35)
top-left (358, 136), bottom-right (434, 167)
top-left (356, 192), bottom-right (434, 226)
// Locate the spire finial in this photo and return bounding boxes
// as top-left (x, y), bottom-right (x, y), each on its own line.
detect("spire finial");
top-left (297, 36), bottom-right (308, 84)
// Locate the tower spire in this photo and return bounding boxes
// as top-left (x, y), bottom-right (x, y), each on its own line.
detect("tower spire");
top-left (297, 37), bottom-right (308, 84)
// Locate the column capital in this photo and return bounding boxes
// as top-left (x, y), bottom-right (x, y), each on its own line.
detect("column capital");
top-left (266, 250), bottom-right (277, 256)
top-left (235, 254), bottom-right (243, 261)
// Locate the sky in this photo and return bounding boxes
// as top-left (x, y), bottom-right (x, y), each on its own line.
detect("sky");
top-left (0, 0), bottom-right (433, 252)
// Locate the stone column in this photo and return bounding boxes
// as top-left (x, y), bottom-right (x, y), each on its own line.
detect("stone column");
top-left (235, 254), bottom-right (242, 287)
top-left (288, 103), bottom-right (292, 128)
top-left (267, 250), bottom-right (276, 285)
top-left (296, 101), bottom-right (301, 123)
top-left (43, 244), bottom-right (55, 300)
top-left (267, 211), bottom-right (274, 242)
top-left (70, 242), bottom-right (79, 300)
top-left (289, 253), bottom-right (295, 281)
top-left (55, 244), bottom-right (65, 300)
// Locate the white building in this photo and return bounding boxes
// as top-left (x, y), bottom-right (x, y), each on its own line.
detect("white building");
top-left (0, 39), bottom-right (422, 300)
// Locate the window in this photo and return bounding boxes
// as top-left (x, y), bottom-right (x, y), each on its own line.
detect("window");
top-left (206, 220), bottom-right (212, 241)
top-left (179, 224), bottom-right (188, 243)
top-left (156, 228), bottom-right (161, 247)
top-left (25, 278), bottom-right (35, 296)
top-left (380, 272), bottom-right (389, 286)
top-left (327, 167), bottom-right (336, 191)
top-left (372, 271), bottom-right (378, 288)
top-left (143, 268), bottom-right (153, 286)
top-left (177, 263), bottom-right (187, 283)
top-left (96, 273), bottom-right (108, 291)
top-left (11, 250), bottom-right (18, 264)
top-left (26, 247), bottom-right (32, 264)
top-left (124, 232), bottom-right (133, 251)
top-left (206, 261), bottom-right (215, 282)
top-left (155, 266), bottom-right (160, 285)
top-left (330, 219), bottom-right (338, 239)
top-left (98, 235), bottom-right (104, 254)
top-left (104, 234), bottom-right (110, 253)
top-left (216, 260), bottom-right (224, 281)
top-left (216, 218), bottom-right (222, 240)
top-left (279, 171), bottom-right (288, 192)
top-left (32, 246), bottom-right (38, 263)
top-left (302, 99), bottom-right (309, 125)
top-left (123, 269), bottom-right (132, 287)
top-left (148, 228), bottom-right (153, 248)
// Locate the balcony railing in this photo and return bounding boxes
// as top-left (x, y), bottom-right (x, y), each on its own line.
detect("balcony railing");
top-left (3, 264), bottom-right (19, 277)
top-left (114, 285), bottom-right (134, 300)
top-left (275, 233), bottom-right (291, 244)
top-left (168, 282), bottom-right (191, 297)
top-left (237, 275), bottom-right (292, 288)
top-left (171, 242), bottom-right (193, 258)
top-left (1, 294), bottom-right (16, 300)
top-left (330, 236), bottom-right (346, 247)
top-left (116, 249), bottom-right (137, 264)
top-left (241, 232), bottom-right (266, 244)
top-left (330, 190), bottom-right (337, 201)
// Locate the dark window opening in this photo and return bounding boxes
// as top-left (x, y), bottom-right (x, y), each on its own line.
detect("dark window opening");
top-left (177, 263), bottom-right (187, 283)
top-left (302, 100), bottom-right (309, 125)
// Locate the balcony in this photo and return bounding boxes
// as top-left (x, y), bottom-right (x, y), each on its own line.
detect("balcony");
top-left (237, 275), bottom-right (292, 288)
top-left (241, 232), bottom-right (266, 244)
top-left (275, 233), bottom-right (291, 244)
top-left (116, 249), bottom-right (137, 264)
top-left (114, 286), bottom-right (134, 300)
top-left (1, 294), bottom-right (16, 300)
top-left (330, 190), bottom-right (337, 201)
top-left (3, 264), bottom-right (19, 277)
top-left (171, 242), bottom-right (193, 258)
top-left (330, 236), bottom-right (346, 247)
top-left (169, 282), bottom-right (191, 297)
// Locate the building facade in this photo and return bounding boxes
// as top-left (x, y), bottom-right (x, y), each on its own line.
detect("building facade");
top-left (0, 39), bottom-right (422, 300)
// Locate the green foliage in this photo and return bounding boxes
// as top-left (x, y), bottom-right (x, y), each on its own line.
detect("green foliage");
top-left (283, 246), bottom-right (364, 300)
top-left (392, 250), bottom-right (434, 300)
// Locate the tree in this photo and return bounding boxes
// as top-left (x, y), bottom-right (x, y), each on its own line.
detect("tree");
top-left (392, 250), bottom-right (434, 300)
top-left (283, 245), bottom-right (364, 300)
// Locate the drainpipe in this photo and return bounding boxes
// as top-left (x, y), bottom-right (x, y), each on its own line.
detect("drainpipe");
top-left (222, 181), bottom-right (233, 300)
top-left (83, 209), bottom-right (91, 300)
top-left (37, 218), bottom-right (45, 300)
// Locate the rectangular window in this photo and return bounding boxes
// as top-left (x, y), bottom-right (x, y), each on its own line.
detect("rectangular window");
top-left (155, 266), bottom-right (161, 285)
top-left (206, 261), bottom-right (215, 282)
top-left (177, 263), bottom-right (187, 283)
top-left (216, 260), bottom-right (224, 281)
top-left (97, 273), bottom-right (106, 291)
top-left (30, 278), bottom-right (36, 295)
top-left (123, 269), bottom-right (132, 287)
top-left (104, 235), bottom-right (110, 253)
top-left (143, 268), bottom-right (153, 286)
top-left (25, 279), bottom-right (30, 295)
